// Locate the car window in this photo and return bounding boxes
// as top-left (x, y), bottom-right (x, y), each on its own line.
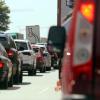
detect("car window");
top-left (9, 36), bottom-right (17, 49)
top-left (0, 37), bottom-right (7, 41)
top-left (15, 41), bottom-right (28, 50)
top-left (0, 43), bottom-right (8, 57)
top-left (28, 42), bottom-right (32, 50)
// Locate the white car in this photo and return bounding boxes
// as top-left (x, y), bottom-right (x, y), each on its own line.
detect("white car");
top-left (14, 39), bottom-right (36, 75)
top-left (43, 51), bottom-right (51, 71)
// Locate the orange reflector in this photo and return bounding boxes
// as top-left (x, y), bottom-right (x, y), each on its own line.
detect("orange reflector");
top-left (80, 3), bottom-right (95, 22)
top-left (54, 80), bottom-right (61, 92)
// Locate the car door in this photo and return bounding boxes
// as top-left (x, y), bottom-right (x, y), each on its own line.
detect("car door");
top-left (28, 42), bottom-right (36, 64)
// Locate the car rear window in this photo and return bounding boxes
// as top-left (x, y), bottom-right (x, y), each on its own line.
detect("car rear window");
top-left (15, 41), bottom-right (28, 50)
top-left (0, 37), bottom-right (7, 41)
top-left (0, 37), bottom-right (10, 49)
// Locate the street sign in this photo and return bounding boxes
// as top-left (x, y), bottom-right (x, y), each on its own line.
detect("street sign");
top-left (26, 25), bottom-right (40, 44)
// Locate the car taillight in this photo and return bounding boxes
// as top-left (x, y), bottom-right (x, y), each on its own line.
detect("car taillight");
top-left (37, 56), bottom-right (43, 61)
top-left (80, 3), bottom-right (95, 22)
top-left (72, 0), bottom-right (95, 66)
top-left (7, 50), bottom-right (14, 57)
top-left (37, 54), bottom-right (43, 61)
top-left (0, 61), bottom-right (4, 68)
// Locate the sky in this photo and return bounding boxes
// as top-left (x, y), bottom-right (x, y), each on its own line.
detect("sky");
top-left (5, 0), bottom-right (57, 38)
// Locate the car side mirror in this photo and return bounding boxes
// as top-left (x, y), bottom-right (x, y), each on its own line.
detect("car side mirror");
top-left (47, 26), bottom-right (66, 58)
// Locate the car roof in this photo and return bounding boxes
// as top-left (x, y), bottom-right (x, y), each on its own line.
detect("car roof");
top-left (36, 43), bottom-right (47, 45)
top-left (0, 32), bottom-right (10, 37)
top-left (14, 39), bottom-right (29, 43)
top-left (33, 44), bottom-right (45, 47)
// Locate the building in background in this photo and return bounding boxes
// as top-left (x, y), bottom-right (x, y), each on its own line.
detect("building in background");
top-left (9, 32), bottom-right (24, 39)
top-left (26, 25), bottom-right (40, 44)
top-left (40, 37), bottom-right (47, 43)
top-left (57, 0), bottom-right (73, 26)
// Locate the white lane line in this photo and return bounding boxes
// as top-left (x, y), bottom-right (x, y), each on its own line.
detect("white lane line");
top-left (38, 88), bottom-right (49, 94)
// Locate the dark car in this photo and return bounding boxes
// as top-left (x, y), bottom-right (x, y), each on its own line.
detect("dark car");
top-left (0, 32), bottom-right (22, 84)
top-left (0, 43), bottom-right (13, 89)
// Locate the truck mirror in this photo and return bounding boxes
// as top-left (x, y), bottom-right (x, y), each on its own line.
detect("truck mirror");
top-left (47, 26), bottom-right (66, 58)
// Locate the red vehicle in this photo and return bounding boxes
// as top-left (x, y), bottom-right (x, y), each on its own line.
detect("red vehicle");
top-left (31, 44), bottom-right (46, 73)
top-left (47, 0), bottom-right (100, 99)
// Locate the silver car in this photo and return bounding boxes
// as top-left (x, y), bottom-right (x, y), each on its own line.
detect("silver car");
top-left (14, 39), bottom-right (36, 76)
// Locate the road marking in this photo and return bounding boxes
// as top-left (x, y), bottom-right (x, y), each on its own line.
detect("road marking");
top-left (38, 88), bottom-right (49, 94)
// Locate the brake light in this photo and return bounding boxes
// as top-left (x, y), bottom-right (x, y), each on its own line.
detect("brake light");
top-left (36, 54), bottom-right (43, 61)
top-left (0, 61), bottom-right (4, 68)
top-left (7, 50), bottom-right (14, 57)
top-left (80, 3), bottom-right (95, 22)
top-left (37, 56), bottom-right (43, 61)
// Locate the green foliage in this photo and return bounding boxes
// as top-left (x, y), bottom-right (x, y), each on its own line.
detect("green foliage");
top-left (0, 0), bottom-right (10, 31)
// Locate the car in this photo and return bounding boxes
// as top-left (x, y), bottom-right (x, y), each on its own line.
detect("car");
top-left (14, 39), bottom-right (36, 76)
top-left (36, 43), bottom-right (52, 71)
top-left (43, 51), bottom-right (51, 71)
top-left (0, 32), bottom-right (22, 84)
top-left (31, 44), bottom-right (46, 73)
top-left (0, 43), bottom-right (13, 89)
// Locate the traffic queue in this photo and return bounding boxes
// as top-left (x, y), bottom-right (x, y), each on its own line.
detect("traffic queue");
top-left (0, 32), bottom-right (59, 89)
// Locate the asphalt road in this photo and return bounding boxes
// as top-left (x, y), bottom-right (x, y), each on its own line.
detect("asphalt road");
top-left (0, 70), bottom-right (61, 100)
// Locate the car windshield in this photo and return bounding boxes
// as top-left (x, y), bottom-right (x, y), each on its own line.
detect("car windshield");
top-left (15, 41), bottom-right (28, 50)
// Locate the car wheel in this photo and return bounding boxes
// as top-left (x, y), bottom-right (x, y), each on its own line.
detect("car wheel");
top-left (0, 76), bottom-right (8, 89)
top-left (40, 66), bottom-right (46, 73)
top-left (33, 69), bottom-right (36, 75)
top-left (28, 70), bottom-right (33, 76)
top-left (8, 73), bottom-right (13, 87)
top-left (13, 71), bottom-right (19, 84)
top-left (19, 71), bottom-right (23, 83)
top-left (46, 67), bottom-right (51, 71)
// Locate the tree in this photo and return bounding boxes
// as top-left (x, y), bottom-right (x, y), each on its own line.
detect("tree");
top-left (0, 0), bottom-right (10, 31)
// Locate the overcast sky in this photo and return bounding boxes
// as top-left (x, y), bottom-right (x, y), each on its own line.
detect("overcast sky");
top-left (5, 0), bottom-right (57, 38)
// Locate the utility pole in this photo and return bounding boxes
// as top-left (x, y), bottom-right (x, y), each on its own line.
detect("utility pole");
top-left (57, 0), bottom-right (61, 26)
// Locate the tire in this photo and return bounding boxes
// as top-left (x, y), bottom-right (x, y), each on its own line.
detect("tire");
top-left (40, 66), bottom-right (46, 73)
top-left (0, 76), bottom-right (8, 89)
top-left (8, 74), bottom-right (13, 87)
top-left (33, 69), bottom-right (36, 75)
top-left (46, 67), bottom-right (51, 71)
top-left (40, 68), bottom-right (43, 73)
top-left (13, 72), bottom-right (19, 84)
top-left (53, 65), bottom-right (58, 69)
top-left (19, 71), bottom-right (23, 83)
top-left (28, 70), bottom-right (34, 76)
